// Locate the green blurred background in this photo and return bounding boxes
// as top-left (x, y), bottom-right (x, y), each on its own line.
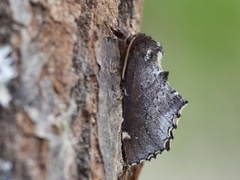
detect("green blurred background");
top-left (140, 1), bottom-right (240, 180)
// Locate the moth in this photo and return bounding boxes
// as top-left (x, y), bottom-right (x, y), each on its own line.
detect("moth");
top-left (121, 33), bottom-right (188, 166)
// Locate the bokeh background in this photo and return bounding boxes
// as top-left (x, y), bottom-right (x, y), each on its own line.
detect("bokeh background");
top-left (140, 1), bottom-right (240, 180)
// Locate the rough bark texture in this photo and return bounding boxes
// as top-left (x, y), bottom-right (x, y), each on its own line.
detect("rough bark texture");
top-left (0, 0), bottom-right (143, 179)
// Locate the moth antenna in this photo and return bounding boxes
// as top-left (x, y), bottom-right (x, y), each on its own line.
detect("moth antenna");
top-left (122, 36), bottom-right (137, 80)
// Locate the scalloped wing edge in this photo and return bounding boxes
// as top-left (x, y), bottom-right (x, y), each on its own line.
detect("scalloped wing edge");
top-left (126, 100), bottom-right (188, 167)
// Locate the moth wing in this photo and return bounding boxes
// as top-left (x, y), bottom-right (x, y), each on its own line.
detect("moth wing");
top-left (122, 35), bottom-right (187, 165)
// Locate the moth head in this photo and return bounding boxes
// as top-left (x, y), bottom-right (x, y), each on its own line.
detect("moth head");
top-left (145, 41), bottom-right (163, 65)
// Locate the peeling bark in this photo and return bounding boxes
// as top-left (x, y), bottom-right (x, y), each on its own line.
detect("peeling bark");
top-left (0, 0), bottom-right (143, 179)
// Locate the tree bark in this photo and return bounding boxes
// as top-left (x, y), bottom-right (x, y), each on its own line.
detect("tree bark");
top-left (0, 0), bottom-right (143, 179)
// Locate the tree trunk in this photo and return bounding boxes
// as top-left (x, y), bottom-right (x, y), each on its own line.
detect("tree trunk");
top-left (0, 0), bottom-right (143, 179)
